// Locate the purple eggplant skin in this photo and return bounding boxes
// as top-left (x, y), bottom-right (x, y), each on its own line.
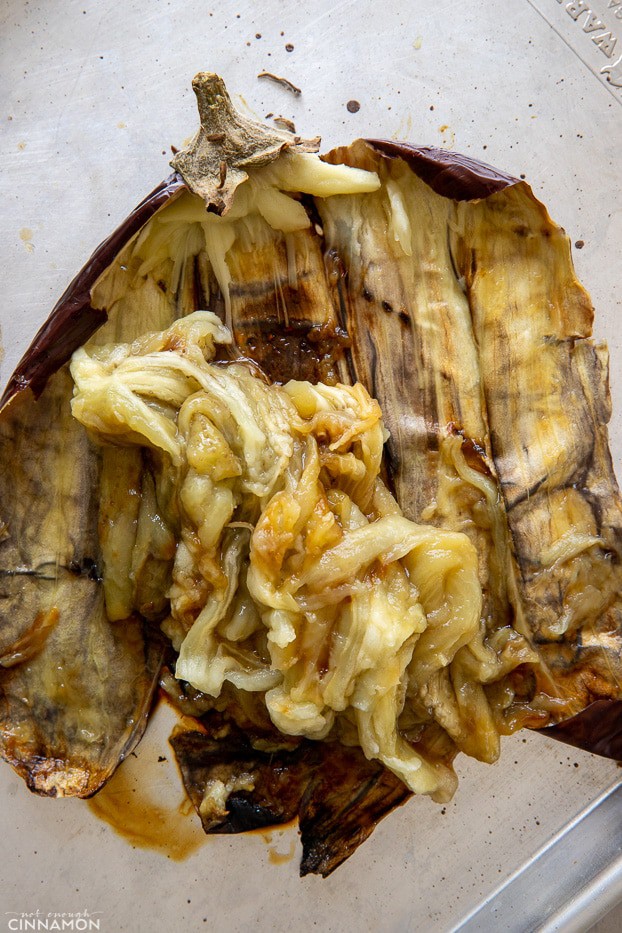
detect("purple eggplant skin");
top-left (367, 140), bottom-right (517, 199)
top-left (544, 701), bottom-right (622, 760)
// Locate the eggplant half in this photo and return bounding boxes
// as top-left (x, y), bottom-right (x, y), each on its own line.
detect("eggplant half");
top-left (1, 72), bottom-right (621, 875)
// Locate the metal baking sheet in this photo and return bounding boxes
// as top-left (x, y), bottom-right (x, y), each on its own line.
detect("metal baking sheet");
top-left (1, 1), bottom-right (621, 930)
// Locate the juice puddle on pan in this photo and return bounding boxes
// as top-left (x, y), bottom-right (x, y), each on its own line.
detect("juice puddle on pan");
top-left (267, 837), bottom-right (297, 865)
top-left (87, 696), bottom-right (298, 866)
top-left (87, 700), bottom-right (207, 860)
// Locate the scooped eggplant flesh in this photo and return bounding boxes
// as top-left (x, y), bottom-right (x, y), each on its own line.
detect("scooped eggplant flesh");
top-left (1, 74), bottom-right (621, 873)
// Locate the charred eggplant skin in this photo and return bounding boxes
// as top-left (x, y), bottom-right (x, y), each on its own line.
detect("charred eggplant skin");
top-left (170, 719), bottom-right (411, 878)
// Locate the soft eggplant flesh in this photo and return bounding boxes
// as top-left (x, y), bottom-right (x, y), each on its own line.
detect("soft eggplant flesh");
top-left (1, 72), bottom-right (621, 868)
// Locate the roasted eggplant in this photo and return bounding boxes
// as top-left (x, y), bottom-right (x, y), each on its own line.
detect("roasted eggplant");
top-left (1, 73), bottom-right (621, 875)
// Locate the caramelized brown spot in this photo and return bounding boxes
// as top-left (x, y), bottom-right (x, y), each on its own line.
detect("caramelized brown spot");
top-left (234, 318), bottom-right (349, 385)
top-left (447, 424), bottom-right (493, 477)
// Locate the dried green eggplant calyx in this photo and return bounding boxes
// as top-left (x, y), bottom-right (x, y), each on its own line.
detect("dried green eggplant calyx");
top-left (171, 72), bottom-right (321, 215)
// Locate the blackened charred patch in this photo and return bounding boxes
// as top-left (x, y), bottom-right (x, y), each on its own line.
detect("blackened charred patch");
top-left (170, 724), bottom-right (315, 835)
top-left (365, 331), bottom-right (379, 406)
top-left (170, 719), bottom-right (410, 877)
top-left (320, 249), bottom-right (357, 385)
top-left (299, 193), bottom-right (324, 234)
top-left (447, 228), bottom-right (460, 283)
top-left (380, 435), bottom-right (400, 492)
top-left (172, 730), bottom-right (309, 834)
top-left (225, 795), bottom-right (286, 832)
top-left (531, 631), bottom-right (565, 646)
top-left (67, 556), bottom-right (103, 583)
top-left (469, 248), bottom-right (478, 283)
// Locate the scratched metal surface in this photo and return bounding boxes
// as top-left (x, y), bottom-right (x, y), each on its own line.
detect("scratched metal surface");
top-left (1, 1), bottom-right (621, 931)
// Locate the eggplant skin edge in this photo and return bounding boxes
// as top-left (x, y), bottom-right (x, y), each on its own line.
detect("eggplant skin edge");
top-left (0, 140), bottom-right (618, 766)
top-left (543, 700), bottom-right (622, 760)
top-left (0, 173), bottom-right (186, 410)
